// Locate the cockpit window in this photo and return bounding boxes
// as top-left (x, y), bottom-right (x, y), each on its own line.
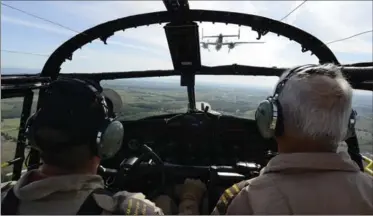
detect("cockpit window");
top-left (2, 1), bottom-right (371, 75)
top-left (195, 75), bottom-right (275, 118)
top-left (102, 77), bottom-right (188, 120)
top-left (1, 1), bottom-right (372, 161)
top-left (1, 95), bottom-right (37, 181)
top-left (353, 90), bottom-right (373, 154)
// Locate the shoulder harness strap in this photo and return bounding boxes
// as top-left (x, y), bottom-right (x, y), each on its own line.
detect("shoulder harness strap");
top-left (212, 180), bottom-right (250, 215)
top-left (1, 186), bottom-right (19, 215)
top-left (77, 188), bottom-right (114, 215)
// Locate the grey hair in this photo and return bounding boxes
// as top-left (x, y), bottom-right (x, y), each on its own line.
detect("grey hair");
top-left (277, 64), bottom-right (353, 144)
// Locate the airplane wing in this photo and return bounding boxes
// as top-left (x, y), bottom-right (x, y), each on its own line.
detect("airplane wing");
top-left (221, 41), bottom-right (265, 45)
top-left (221, 34), bottom-right (239, 38)
top-left (200, 42), bottom-right (218, 45)
top-left (202, 35), bottom-right (220, 38)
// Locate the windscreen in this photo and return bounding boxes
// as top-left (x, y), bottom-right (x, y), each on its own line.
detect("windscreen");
top-left (1, 1), bottom-right (372, 165)
top-left (194, 75), bottom-right (372, 155)
top-left (2, 1), bottom-right (372, 76)
top-left (102, 77), bottom-right (188, 120)
top-left (194, 75), bottom-right (275, 119)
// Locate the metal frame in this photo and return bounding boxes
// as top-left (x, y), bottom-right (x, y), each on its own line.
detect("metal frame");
top-left (40, 9), bottom-right (339, 79)
top-left (1, 0), bottom-right (371, 178)
top-left (1, 90), bottom-right (34, 180)
top-left (12, 90), bottom-right (34, 180)
top-left (56, 65), bottom-right (372, 90)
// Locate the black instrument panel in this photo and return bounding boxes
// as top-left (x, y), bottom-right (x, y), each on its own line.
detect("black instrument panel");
top-left (107, 114), bottom-right (277, 168)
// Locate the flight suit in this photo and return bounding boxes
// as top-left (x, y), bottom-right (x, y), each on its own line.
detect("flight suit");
top-left (1, 170), bottom-right (163, 215)
top-left (212, 152), bottom-right (373, 215)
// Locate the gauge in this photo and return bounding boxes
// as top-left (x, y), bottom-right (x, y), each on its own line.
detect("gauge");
top-left (128, 139), bottom-right (140, 150)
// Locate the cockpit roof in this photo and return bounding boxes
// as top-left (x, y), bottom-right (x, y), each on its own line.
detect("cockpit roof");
top-left (1, 0), bottom-right (372, 96)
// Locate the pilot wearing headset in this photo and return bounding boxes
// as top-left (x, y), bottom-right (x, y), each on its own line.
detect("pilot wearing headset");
top-left (211, 64), bottom-right (373, 215)
top-left (0, 78), bottom-right (206, 215)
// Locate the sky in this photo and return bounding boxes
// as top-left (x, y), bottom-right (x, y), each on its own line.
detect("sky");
top-left (1, 1), bottom-right (372, 86)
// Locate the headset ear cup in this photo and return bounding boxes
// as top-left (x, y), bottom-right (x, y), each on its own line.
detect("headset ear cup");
top-left (255, 100), bottom-right (276, 139)
top-left (96, 120), bottom-right (124, 159)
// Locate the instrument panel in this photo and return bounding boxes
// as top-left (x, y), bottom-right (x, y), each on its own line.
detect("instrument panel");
top-left (108, 114), bottom-right (277, 167)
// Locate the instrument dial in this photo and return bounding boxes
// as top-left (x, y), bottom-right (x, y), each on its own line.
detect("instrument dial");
top-left (128, 139), bottom-right (140, 150)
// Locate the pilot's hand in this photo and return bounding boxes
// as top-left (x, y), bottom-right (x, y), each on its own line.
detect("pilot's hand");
top-left (179, 178), bottom-right (207, 202)
top-left (153, 195), bottom-right (177, 215)
top-left (177, 179), bottom-right (206, 215)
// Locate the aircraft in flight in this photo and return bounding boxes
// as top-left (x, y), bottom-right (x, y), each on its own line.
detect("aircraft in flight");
top-left (200, 28), bottom-right (265, 53)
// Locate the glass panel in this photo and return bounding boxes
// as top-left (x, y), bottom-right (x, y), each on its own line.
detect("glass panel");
top-left (1, 93), bottom-right (38, 181)
top-left (354, 90), bottom-right (373, 154)
top-left (195, 75), bottom-right (373, 155)
top-left (195, 75), bottom-right (275, 119)
top-left (102, 76), bottom-right (187, 120)
top-left (3, 1), bottom-right (371, 75)
top-left (59, 25), bottom-right (173, 73)
top-left (1, 97), bottom-right (22, 181)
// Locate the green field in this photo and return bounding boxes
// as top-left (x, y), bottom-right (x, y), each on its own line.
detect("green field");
top-left (1, 81), bottom-right (372, 180)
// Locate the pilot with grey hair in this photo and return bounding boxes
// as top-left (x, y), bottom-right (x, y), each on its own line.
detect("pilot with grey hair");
top-left (211, 64), bottom-right (373, 215)
top-left (0, 78), bottom-right (206, 215)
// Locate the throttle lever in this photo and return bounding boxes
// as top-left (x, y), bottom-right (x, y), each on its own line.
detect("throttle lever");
top-left (236, 162), bottom-right (261, 170)
top-left (98, 165), bottom-right (118, 175)
top-left (120, 157), bottom-right (139, 170)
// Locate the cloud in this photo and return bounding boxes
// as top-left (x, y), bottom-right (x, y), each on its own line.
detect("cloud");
top-left (1, 13), bottom-right (166, 62)
top-left (288, 1), bottom-right (372, 55)
top-left (1, 14), bottom-right (73, 36)
top-left (107, 40), bottom-right (168, 57)
top-left (1, 1), bottom-right (372, 73)
top-left (59, 48), bottom-right (173, 73)
top-left (57, 1), bottom-right (371, 65)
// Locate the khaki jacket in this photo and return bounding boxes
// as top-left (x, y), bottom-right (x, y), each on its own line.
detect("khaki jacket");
top-left (213, 153), bottom-right (373, 215)
top-left (1, 170), bottom-right (163, 215)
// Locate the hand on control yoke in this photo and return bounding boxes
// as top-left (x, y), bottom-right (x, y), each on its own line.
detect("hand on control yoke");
top-left (178, 178), bottom-right (207, 215)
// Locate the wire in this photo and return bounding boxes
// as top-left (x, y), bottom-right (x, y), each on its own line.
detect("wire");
top-left (1, 49), bottom-right (49, 57)
top-left (1, 2), bottom-right (80, 34)
top-left (326, 30), bottom-right (373, 45)
top-left (3, 2), bottom-right (371, 53)
top-left (280, 0), bottom-right (308, 21)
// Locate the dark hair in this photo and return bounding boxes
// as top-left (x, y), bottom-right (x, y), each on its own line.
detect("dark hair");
top-left (35, 127), bottom-right (97, 170)
top-left (31, 78), bottom-right (110, 170)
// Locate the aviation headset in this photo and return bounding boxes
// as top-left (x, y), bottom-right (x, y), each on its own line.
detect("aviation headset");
top-left (25, 78), bottom-right (124, 159)
top-left (255, 64), bottom-right (357, 140)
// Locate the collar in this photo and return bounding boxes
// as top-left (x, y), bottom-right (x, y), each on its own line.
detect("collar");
top-left (261, 152), bottom-right (360, 174)
top-left (13, 170), bottom-right (104, 201)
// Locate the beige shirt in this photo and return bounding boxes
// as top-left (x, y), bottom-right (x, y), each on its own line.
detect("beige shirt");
top-left (1, 170), bottom-right (163, 215)
top-left (213, 153), bottom-right (373, 215)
